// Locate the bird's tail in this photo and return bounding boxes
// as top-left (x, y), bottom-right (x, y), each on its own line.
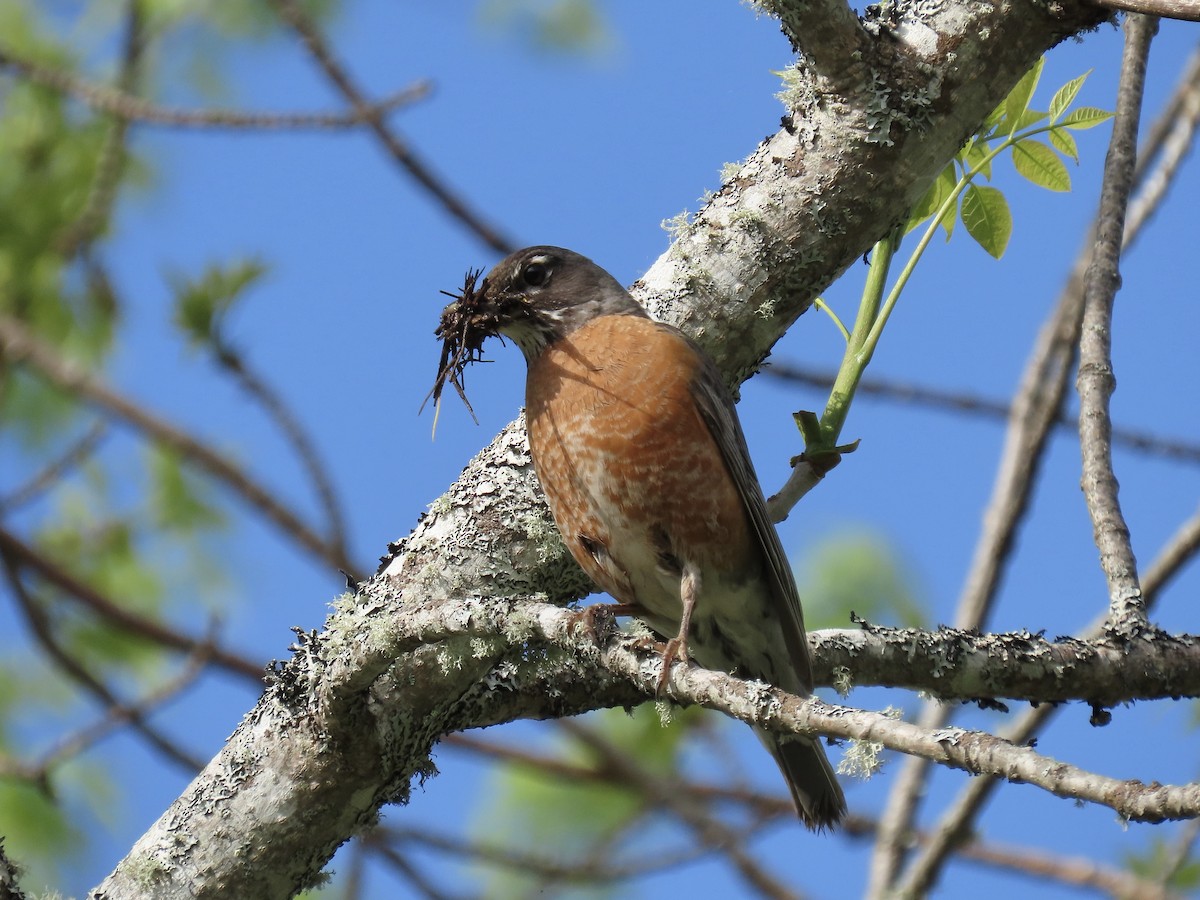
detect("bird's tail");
top-left (757, 729), bottom-right (847, 831)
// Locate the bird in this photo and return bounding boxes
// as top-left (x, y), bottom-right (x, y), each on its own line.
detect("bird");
top-left (460, 245), bottom-right (846, 830)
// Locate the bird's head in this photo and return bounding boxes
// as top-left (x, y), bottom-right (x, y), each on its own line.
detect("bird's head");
top-left (426, 246), bottom-right (646, 424)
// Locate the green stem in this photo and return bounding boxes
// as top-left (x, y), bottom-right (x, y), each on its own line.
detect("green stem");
top-left (803, 120), bottom-right (1065, 455)
top-left (816, 226), bottom-right (900, 445)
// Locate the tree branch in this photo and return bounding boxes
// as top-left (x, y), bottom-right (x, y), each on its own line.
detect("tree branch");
top-left (1093, 0), bottom-right (1200, 21)
top-left (0, 526), bottom-right (262, 683)
top-left (265, 0), bottom-right (516, 254)
top-left (765, 363), bottom-right (1200, 464)
top-left (0, 314), bottom-right (361, 580)
top-left (1078, 14), bottom-right (1158, 635)
top-left (0, 45), bottom-right (431, 130)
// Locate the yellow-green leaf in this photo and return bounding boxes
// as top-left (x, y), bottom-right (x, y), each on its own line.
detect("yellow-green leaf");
top-left (1060, 106), bottom-right (1114, 130)
top-left (963, 137), bottom-right (993, 179)
top-left (906, 162), bottom-right (956, 234)
top-left (1049, 127), bottom-right (1079, 162)
top-left (1012, 140), bottom-right (1070, 192)
top-left (1005, 57), bottom-right (1044, 135)
top-left (961, 184), bottom-right (1011, 259)
top-left (1049, 69), bottom-right (1091, 122)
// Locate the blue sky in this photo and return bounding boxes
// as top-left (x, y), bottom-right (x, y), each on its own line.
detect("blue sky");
top-left (24, 3), bottom-right (1200, 896)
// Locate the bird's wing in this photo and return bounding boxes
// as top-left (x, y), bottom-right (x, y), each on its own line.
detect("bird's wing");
top-left (683, 335), bottom-right (815, 693)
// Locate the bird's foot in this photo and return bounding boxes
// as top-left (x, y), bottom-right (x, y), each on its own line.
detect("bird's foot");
top-left (654, 635), bottom-right (688, 696)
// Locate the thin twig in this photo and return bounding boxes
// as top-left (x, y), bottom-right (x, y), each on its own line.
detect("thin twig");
top-left (364, 838), bottom-right (465, 900)
top-left (1125, 41), bottom-right (1200, 239)
top-left (34, 637), bottom-right (212, 777)
top-left (559, 720), bottom-right (800, 900)
top-left (54, 1), bottom-right (143, 256)
top-left (0, 420), bottom-right (108, 513)
top-left (1153, 818), bottom-right (1200, 891)
top-left (213, 344), bottom-right (348, 565)
top-left (766, 363), bottom-right (1200, 464)
top-left (0, 314), bottom-right (361, 580)
top-left (0, 551), bottom-right (204, 774)
top-left (375, 822), bottom-right (711, 885)
top-left (266, 0), bottom-right (515, 254)
top-left (1077, 14), bottom-right (1158, 635)
top-left (0, 525), bottom-right (262, 682)
top-left (1142, 503), bottom-right (1200, 598)
top-left (0, 45), bottom-right (432, 130)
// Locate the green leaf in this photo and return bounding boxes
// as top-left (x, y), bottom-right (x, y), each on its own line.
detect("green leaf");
top-left (961, 184), bottom-right (1012, 259)
top-left (963, 138), bottom-right (993, 180)
top-left (1060, 106), bottom-right (1114, 130)
top-left (1049, 126), bottom-right (1079, 162)
top-left (1004, 57), bottom-right (1044, 135)
top-left (171, 258), bottom-right (268, 346)
top-left (1049, 69), bottom-right (1091, 122)
top-left (905, 162), bottom-right (955, 233)
top-left (1012, 140), bottom-right (1071, 192)
top-left (1010, 107), bottom-right (1048, 133)
top-left (149, 446), bottom-right (225, 531)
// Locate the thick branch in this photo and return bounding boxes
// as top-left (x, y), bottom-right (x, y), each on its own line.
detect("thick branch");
top-left (93, 588), bottom-right (1200, 897)
top-left (754, 0), bottom-right (871, 84)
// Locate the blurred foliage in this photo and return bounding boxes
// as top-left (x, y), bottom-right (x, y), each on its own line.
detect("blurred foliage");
top-left (471, 705), bottom-right (703, 897)
top-left (1125, 832), bottom-right (1200, 891)
top-left (170, 258), bottom-right (267, 350)
top-left (477, 0), bottom-right (613, 55)
top-left (794, 528), bottom-right (928, 629)
top-left (0, 0), bottom-right (296, 886)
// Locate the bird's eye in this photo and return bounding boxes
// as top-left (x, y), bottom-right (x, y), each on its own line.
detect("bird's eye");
top-left (521, 262), bottom-right (549, 288)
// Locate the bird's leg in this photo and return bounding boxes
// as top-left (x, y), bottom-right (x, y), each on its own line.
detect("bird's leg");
top-left (568, 601), bottom-right (644, 643)
top-left (656, 563), bottom-right (701, 695)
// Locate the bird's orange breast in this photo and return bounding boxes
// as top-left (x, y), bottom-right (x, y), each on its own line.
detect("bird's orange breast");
top-left (525, 314), bottom-right (755, 610)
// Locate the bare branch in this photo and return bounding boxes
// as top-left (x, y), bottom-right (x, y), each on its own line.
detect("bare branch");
top-left (33, 640), bottom-right (211, 778)
top-left (1093, 0), bottom-right (1200, 21)
top-left (453, 599), bottom-right (1200, 822)
top-left (560, 720), bottom-right (800, 900)
top-left (0, 314), bottom-right (361, 580)
top-left (1143, 503), bottom-right (1200, 599)
top-left (213, 344), bottom-right (349, 566)
top-left (0, 45), bottom-right (431, 130)
top-left (766, 363), bottom-right (1200, 463)
top-left (0, 420), bottom-right (107, 513)
top-left (0, 551), bottom-right (203, 773)
top-left (265, 0), bottom-right (516, 254)
top-left (54, 1), bottom-right (143, 256)
top-left (0, 525), bottom-right (262, 682)
top-left (1078, 14), bottom-right (1158, 635)
top-left (1126, 42), bottom-right (1200, 239)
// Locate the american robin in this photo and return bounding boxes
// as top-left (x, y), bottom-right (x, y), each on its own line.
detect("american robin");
top-left (463, 245), bottom-right (846, 830)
